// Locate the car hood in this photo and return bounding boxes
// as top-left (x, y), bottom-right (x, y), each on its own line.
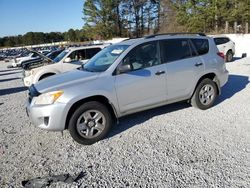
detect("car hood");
top-left (35, 69), bottom-right (99, 93)
top-left (22, 57), bottom-right (53, 70)
top-left (16, 56), bottom-right (32, 62)
top-left (28, 50), bottom-right (53, 62)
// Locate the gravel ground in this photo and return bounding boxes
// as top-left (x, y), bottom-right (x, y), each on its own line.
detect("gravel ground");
top-left (0, 59), bottom-right (250, 187)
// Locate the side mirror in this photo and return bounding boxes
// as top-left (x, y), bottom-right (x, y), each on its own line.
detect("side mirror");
top-left (64, 57), bottom-right (71, 63)
top-left (117, 64), bottom-right (132, 74)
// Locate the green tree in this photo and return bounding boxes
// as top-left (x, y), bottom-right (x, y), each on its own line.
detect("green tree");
top-left (83, 0), bottom-right (117, 39)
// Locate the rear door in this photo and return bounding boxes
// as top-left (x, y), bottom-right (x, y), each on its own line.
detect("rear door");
top-left (160, 38), bottom-right (205, 100)
top-left (115, 41), bottom-right (167, 113)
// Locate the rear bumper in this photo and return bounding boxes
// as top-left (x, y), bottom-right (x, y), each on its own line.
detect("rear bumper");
top-left (218, 70), bottom-right (229, 88)
top-left (26, 100), bottom-right (68, 131)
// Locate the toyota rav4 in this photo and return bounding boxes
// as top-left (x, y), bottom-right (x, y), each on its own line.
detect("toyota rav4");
top-left (26, 33), bottom-right (228, 145)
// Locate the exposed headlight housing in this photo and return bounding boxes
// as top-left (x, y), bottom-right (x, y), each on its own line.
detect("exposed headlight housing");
top-left (25, 70), bottom-right (33, 77)
top-left (34, 91), bottom-right (64, 105)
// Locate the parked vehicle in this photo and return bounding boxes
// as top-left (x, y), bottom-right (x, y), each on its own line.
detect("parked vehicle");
top-left (22, 44), bottom-right (108, 87)
top-left (213, 36), bottom-right (235, 62)
top-left (12, 52), bottom-right (40, 67)
top-left (38, 49), bottom-right (51, 55)
top-left (21, 49), bottom-right (64, 69)
top-left (26, 33), bottom-right (228, 145)
top-left (46, 49), bottom-right (64, 60)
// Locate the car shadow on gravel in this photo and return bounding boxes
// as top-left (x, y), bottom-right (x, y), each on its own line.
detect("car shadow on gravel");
top-left (230, 57), bottom-right (243, 62)
top-left (216, 74), bottom-right (249, 104)
top-left (0, 71), bottom-right (22, 77)
top-left (0, 68), bottom-right (20, 73)
top-left (0, 86), bottom-right (27, 96)
top-left (0, 77), bottom-right (20, 83)
top-left (107, 102), bottom-right (190, 138)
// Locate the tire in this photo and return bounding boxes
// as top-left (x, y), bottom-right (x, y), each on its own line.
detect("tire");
top-left (191, 78), bottom-right (218, 110)
top-left (68, 101), bottom-right (113, 145)
top-left (226, 50), bottom-right (234, 62)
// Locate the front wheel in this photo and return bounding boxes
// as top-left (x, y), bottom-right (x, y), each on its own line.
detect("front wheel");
top-left (191, 78), bottom-right (218, 110)
top-left (68, 101), bottom-right (112, 145)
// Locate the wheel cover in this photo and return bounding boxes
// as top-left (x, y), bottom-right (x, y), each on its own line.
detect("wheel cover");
top-left (76, 110), bottom-right (106, 139)
top-left (199, 84), bottom-right (215, 105)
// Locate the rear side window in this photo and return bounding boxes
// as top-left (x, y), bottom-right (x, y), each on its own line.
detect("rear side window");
top-left (160, 39), bottom-right (192, 63)
top-left (214, 37), bottom-right (230, 45)
top-left (77, 49), bottom-right (87, 60)
top-left (85, 48), bottom-right (101, 59)
top-left (191, 39), bottom-right (209, 55)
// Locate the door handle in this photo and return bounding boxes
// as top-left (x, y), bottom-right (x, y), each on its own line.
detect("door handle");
top-left (195, 63), bottom-right (203, 67)
top-left (155, 71), bottom-right (165, 75)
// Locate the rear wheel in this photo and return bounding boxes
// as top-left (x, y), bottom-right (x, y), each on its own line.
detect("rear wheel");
top-left (226, 50), bottom-right (234, 62)
top-left (68, 101), bottom-right (112, 145)
top-left (191, 78), bottom-right (218, 110)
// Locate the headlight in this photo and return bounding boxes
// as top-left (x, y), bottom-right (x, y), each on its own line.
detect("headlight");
top-left (34, 91), bottom-right (64, 105)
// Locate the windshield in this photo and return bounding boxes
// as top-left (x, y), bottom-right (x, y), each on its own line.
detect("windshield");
top-left (83, 45), bottom-right (129, 72)
top-left (54, 50), bottom-right (69, 63)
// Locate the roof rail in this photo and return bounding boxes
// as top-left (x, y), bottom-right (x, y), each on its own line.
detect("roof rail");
top-left (144, 32), bottom-right (206, 39)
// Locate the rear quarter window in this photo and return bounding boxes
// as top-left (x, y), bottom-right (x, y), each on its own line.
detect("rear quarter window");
top-left (214, 37), bottom-right (230, 45)
top-left (191, 39), bottom-right (209, 55)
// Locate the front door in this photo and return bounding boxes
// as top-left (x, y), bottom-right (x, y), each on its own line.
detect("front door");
top-left (115, 41), bottom-right (167, 114)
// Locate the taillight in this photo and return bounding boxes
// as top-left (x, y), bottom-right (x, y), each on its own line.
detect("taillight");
top-left (217, 52), bottom-right (225, 59)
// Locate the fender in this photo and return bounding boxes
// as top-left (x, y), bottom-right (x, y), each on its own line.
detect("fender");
top-left (33, 68), bottom-right (61, 84)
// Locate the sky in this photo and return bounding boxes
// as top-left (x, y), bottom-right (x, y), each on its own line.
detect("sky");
top-left (0, 0), bottom-right (84, 37)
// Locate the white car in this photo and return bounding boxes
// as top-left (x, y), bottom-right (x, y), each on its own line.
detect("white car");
top-left (12, 52), bottom-right (39, 67)
top-left (38, 49), bottom-right (51, 55)
top-left (213, 36), bottom-right (235, 62)
top-left (22, 44), bottom-right (109, 87)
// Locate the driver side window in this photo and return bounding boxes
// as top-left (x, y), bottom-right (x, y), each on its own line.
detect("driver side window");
top-left (122, 41), bottom-right (160, 71)
top-left (68, 50), bottom-right (86, 62)
top-left (68, 51), bottom-right (77, 62)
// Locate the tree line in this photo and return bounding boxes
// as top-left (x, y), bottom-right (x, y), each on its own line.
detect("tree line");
top-left (1, 0), bottom-right (249, 47)
top-left (0, 29), bottom-right (86, 47)
top-left (83, 0), bottom-right (250, 38)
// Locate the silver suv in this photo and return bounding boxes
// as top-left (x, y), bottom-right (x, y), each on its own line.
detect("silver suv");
top-left (26, 33), bottom-right (228, 145)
